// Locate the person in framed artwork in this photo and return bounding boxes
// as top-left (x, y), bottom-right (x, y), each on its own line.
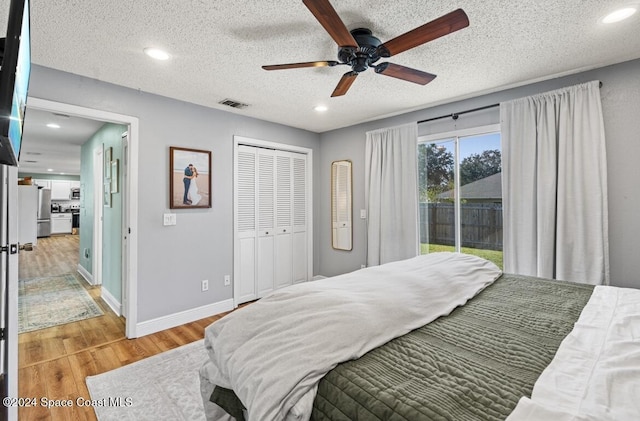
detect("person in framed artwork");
top-left (189, 166), bottom-right (202, 205)
top-left (183, 164), bottom-right (194, 205)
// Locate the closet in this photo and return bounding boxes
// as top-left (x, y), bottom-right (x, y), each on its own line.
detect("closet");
top-left (234, 138), bottom-right (312, 305)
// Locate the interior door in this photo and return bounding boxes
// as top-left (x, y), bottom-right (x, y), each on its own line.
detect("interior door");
top-left (235, 146), bottom-right (257, 303)
top-left (274, 152), bottom-right (293, 289)
top-left (1, 165), bottom-right (20, 421)
top-left (121, 132), bottom-right (129, 318)
top-left (256, 149), bottom-right (275, 298)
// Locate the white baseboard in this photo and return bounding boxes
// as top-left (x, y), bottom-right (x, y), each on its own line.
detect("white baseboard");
top-left (101, 286), bottom-right (122, 316)
top-left (135, 299), bottom-right (234, 338)
top-left (77, 264), bottom-right (94, 285)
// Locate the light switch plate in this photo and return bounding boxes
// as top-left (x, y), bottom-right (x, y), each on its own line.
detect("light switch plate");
top-left (360, 209), bottom-right (367, 219)
top-left (163, 213), bottom-right (177, 226)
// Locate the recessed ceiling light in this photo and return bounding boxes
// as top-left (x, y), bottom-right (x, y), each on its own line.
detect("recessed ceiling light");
top-left (314, 105), bottom-right (328, 112)
top-left (144, 47), bottom-right (171, 60)
top-left (46, 123), bottom-right (61, 129)
top-left (47, 168), bottom-right (53, 172)
top-left (601, 6), bottom-right (637, 24)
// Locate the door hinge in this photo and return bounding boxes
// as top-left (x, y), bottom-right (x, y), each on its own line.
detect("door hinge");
top-left (0, 328), bottom-right (4, 341)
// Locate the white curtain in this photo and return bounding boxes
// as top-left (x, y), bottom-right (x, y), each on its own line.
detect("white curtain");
top-left (501, 81), bottom-right (609, 285)
top-left (365, 123), bottom-right (419, 266)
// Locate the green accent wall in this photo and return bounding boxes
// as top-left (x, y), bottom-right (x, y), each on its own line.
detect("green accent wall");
top-left (80, 123), bottom-right (126, 304)
top-left (17, 173), bottom-right (80, 181)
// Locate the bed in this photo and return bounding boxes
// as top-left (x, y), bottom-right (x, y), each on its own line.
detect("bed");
top-left (199, 252), bottom-right (640, 421)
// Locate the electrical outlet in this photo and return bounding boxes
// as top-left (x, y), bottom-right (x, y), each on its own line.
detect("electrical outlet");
top-left (361, 264), bottom-right (366, 269)
top-left (201, 279), bottom-right (209, 291)
top-left (224, 275), bottom-right (231, 286)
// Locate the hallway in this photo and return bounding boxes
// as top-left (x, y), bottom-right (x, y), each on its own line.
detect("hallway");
top-left (18, 234), bottom-right (126, 368)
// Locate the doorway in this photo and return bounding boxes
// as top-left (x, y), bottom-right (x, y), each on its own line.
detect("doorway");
top-left (21, 97), bottom-right (139, 337)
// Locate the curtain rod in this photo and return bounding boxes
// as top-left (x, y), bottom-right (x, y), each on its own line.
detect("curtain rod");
top-left (417, 103), bottom-right (499, 124)
top-left (417, 81), bottom-right (603, 125)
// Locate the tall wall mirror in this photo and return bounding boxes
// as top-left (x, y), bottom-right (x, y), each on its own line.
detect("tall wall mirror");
top-left (331, 160), bottom-right (353, 250)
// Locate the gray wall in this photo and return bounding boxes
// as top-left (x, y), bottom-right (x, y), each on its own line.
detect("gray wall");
top-left (28, 65), bottom-right (321, 322)
top-left (318, 58), bottom-right (640, 289)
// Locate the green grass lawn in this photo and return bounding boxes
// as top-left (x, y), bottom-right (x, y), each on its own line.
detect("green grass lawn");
top-left (421, 243), bottom-right (503, 269)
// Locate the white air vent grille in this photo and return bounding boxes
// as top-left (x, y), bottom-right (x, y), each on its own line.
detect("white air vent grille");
top-left (219, 99), bottom-right (249, 109)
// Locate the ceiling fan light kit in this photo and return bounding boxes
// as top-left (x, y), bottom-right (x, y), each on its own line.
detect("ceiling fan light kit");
top-left (262, 0), bottom-right (469, 97)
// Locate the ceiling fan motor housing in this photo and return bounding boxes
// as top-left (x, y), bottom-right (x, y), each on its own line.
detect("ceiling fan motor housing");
top-left (338, 28), bottom-right (383, 73)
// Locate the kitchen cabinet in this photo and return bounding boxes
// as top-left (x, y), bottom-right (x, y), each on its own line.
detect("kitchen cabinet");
top-left (51, 213), bottom-right (72, 234)
top-left (51, 180), bottom-right (72, 200)
top-left (34, 179), bottom-right (51, 189)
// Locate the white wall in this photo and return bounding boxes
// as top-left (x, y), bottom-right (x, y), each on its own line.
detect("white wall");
top-left (27, 65), bottom-right (322, 324)
top-left (319, 58), bottom-right (640, 289)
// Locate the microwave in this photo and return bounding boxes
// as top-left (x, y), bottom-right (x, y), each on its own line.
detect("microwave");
top-left (71, 188), bottom-right (80, 199)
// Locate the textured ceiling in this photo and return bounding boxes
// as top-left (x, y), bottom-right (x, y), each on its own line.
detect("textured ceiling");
top-left (19, 0), bottom-right (639, 133)
top-left (5, 0), bottom-right (640, 137)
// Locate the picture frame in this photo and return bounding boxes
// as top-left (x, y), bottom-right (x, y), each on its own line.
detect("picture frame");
top-left (103, 181), bottom-right (111, 208)
top-left (169, 146), bottom-right (212, 209)
top-left (111, 159), bottom-right (119, 193)
top-left (104, 146), bottom-right (112, 179)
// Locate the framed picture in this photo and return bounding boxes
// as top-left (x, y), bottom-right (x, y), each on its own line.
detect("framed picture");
top-left (104, 146), bottom-right (112, 179)
top-left (111, 159), bottom-right (119, 193)
top-left (103, 181), bottom-right (111, 208)
top-left (169, 146), bottom-right (212, 209)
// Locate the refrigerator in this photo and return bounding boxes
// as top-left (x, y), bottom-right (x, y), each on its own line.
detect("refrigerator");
top-left (37, 188), bottom-right (51, 237)
top-left (17, 185), bottom-right (38, 244)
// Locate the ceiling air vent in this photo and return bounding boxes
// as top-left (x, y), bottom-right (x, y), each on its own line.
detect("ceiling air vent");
top-left (218, 99), bottom-right (249, 109)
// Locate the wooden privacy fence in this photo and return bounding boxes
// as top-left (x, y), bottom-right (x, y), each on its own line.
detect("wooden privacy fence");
top-left (419, 203), bottom-right (503, 251)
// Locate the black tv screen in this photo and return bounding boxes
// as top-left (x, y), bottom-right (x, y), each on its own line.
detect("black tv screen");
top-left (0, 0), bottom-right (30, 167)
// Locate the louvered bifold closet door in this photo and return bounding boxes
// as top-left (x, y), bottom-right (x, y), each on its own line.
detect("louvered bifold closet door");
top-left (256, 148), bottom-right (276, 298)
top-left (235, 143), bottom-right (309, 305)
top-left (275, 152), bottom-right (294, 288)
top-left (292, 153), bottom-right (308, 283)
top-left (236, 145), bottom-right (258, 303)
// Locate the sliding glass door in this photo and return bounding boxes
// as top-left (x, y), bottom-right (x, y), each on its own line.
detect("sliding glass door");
top-left (418, 125), bottom-right (503, 268)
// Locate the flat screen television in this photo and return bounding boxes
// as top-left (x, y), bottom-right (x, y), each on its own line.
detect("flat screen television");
top-left (0, 0), bottom-right (30, 167)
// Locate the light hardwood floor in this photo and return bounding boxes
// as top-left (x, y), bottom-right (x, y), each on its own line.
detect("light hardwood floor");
top-left (18, 235), bottom-right (228, 421)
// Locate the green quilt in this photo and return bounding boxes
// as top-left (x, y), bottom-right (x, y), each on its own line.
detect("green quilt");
top-left (312, 274), bottom-right (593, 420)
top-left (212, 274), bottom-right (593, 421)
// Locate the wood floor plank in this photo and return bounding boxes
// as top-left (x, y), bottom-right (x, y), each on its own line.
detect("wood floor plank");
top-left (67, 352), bottom-right (99, 421)
top-left (18, 365), bottom-right (51, 421)
top-left (88, 345), bottom-right (121, 374)
top-left (42, 357), bottom-right (88, 421)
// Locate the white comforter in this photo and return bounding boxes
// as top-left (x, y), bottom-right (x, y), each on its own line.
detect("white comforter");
top-left (506, 285), bottom-right (640, 421)
top-left (203, 252), bottom-right (501, 421)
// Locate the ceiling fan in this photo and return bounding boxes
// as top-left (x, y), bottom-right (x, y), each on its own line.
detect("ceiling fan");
top-left (262, 0), bottom-right (470, 97)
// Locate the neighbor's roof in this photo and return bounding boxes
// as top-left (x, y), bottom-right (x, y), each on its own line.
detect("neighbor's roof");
top-left (438, 172), bottom-right (502, 200)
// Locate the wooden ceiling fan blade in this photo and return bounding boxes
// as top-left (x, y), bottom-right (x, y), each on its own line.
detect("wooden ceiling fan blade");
top-left (377, 9), bottom-right (469, 57)
top-left (262, 61), bottom-right (338, 70)
top-left (375, 63), bottom-right (436, 85)
top-left (303, 0), bottom-right (358, 48)
top-left (331, 71), bottom-right (358, 97)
